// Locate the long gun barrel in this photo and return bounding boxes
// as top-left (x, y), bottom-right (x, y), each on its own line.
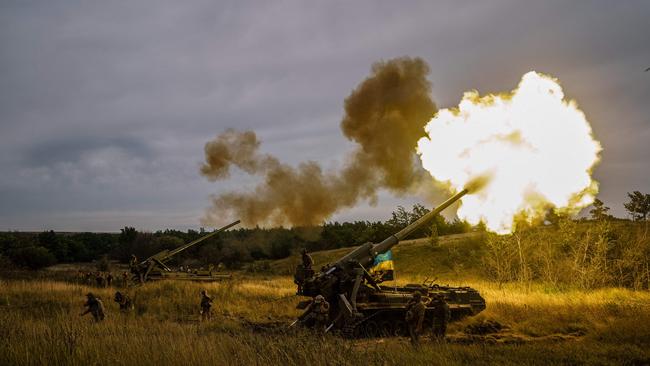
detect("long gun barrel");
top-left (143, 220), bottom-right (241, 266)
top-left (373, 188), bottom-right (468, 254)
top-left (166, 220), bottom-right (240, 258)
top-left (334, 189), bottom-right (468, 270)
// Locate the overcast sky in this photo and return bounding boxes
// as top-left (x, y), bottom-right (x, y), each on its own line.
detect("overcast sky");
top-left (1, 0), bottom-right (649, 232)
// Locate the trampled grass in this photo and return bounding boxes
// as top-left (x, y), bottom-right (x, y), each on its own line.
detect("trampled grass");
top-left (1, 276), bottom-right (649, 366)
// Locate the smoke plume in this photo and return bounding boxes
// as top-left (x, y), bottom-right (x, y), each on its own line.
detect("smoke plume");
top-left (201, 57), bottom-right (438, 227)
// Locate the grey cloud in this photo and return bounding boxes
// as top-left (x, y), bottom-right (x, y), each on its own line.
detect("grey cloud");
top-left (0, 0), bottom-right (649, 230)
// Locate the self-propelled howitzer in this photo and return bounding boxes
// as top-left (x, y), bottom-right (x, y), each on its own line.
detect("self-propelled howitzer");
top-left (133, 220), bottom-right (240, 283)
top-left (296, 190), bottom-right (486, 337)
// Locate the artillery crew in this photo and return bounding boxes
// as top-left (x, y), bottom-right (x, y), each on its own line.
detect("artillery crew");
top-left (405, 291), bottom-right (426, 346)
top-left (294, 249), bottom-right (315, 294)
top-left (130, 254), bottom-right (143, 283)
top-left (301, 248), bottom-right (314, 269)
top-left (80, 292), bottom-right (105, 322)
top-left (200, 290), bottom-right (213, 321)
top-left (299, 295), bottom-right (330, 334)
top-left (431, 294), bottom-right (450, 338)
top-left (114, 291), bottom-right (134, 312)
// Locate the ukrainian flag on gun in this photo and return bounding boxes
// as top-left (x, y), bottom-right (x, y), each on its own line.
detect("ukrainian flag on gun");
top-left (371, 250), bottom-right (394, 281)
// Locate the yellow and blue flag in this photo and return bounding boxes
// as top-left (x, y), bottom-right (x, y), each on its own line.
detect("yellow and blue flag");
top-left (371, 250), bottom-right (394, 281)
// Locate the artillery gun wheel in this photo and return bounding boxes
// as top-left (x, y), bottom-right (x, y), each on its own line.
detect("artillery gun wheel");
top-left (342, 320), bottom-right (362, 339)
top-left (363, 320), bottom-right (380, 338)
top-left (393, 320), bottom-right (407, 336)
top-left (379, 320), bottom-right (392, 337)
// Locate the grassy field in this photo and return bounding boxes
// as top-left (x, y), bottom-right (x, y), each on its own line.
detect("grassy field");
top-left (1, 274), bottom-right (650, 366)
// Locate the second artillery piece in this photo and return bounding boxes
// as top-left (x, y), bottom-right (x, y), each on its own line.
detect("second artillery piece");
top-left (294, 189), bottom-right (486, 337)
top-left (130, 220), bottom-right (240, 283)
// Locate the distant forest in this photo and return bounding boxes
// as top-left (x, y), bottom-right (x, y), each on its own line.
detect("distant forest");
top-left (0, 204), bottom-right (470, 270)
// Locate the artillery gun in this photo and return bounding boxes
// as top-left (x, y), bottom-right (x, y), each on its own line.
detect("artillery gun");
top-left (131, 220), bottom-right (240, 283)
top-left (296, 189), bottom-right (486, 337)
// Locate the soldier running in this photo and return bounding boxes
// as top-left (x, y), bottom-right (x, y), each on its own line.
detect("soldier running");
top-left (405, 291), bottom-right (426, 346)
top-left (80, 292), bottom-right (105, 322)
top-left (200, 290), bottom-right (213, 321)
top-left (431, 294), bottom-right (450, 339)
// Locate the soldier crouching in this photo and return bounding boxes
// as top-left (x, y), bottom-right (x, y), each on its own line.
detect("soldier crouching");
top-left (80, 292), bottom-right (105, 322)
top-left (299, 295), bottom-right (330, 334)
top-left (114, 291), bottom-right (134, 312)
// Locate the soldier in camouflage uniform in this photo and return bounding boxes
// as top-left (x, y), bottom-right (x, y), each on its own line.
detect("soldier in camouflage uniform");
top-left (113, 291), bottom-right (134, 312)
top-left (130, 254), bottom-right (143, 283)
top-left (294, 249), bottom-right (315, 294)
top-left (299, 295), bottom-right (330, 334)
top-left (80, 292), bottom-right (105, 322)
top-left (301, 249), bottom-right (314, 270)
top-left (95, 272), bottom-right (105, 287)
top-left (405, 291), bottom-right (426, 346)
top-left (200, 290), bottom-right (213, 321)
top-left (431, 294), bottom-right (450, 339)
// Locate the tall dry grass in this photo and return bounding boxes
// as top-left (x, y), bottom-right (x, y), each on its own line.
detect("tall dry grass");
top-left (1, 277), bottom-right (649, 366)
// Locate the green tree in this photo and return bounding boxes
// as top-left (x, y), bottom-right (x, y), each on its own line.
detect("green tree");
top-left (624, 191), bottom-right (650, 221)
top-left (589, 198), bottom-right (612, 221)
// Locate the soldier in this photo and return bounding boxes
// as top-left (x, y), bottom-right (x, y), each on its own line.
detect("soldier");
top-left (95, 272), bottom-right (106, 287)
top-left (80, 292), bottom-right (105, 322)
top-left (294, 249), bottom-right (315, 294)
top-left (299, 295), bottom-right (330, 334)
top-left (293, 266), bottom-right (305, 294)
top-left (405, 291), bottom-right (426, 346)
top-left (130, 254), bottom-right (143, 283)
top-left (431, 294), bottom-right (450, 339)
top-left (106, 272), bottom-right (113, 287)
top-left (301, 248), bottom-right (314, 270)
top-left (114, 291), bottom-right (134, 312)
top-left (200, 290), bottom-right (213, 321)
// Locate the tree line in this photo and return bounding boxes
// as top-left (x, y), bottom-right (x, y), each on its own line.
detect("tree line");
top-left (0, 204), bottom-right (469, 270)
top-left (2, 191), bottom-right (648, 273)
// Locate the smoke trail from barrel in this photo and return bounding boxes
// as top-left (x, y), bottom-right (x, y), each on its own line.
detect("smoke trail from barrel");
top-left (200, 57), bottom-right (438, 227)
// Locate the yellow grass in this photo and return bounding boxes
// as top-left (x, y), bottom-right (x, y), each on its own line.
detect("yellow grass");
top-left (1, 276), bottom-right (650, 365)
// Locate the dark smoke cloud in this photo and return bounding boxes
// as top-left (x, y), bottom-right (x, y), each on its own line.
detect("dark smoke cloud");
top-left (201, 57), bottom-right (438, 227)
